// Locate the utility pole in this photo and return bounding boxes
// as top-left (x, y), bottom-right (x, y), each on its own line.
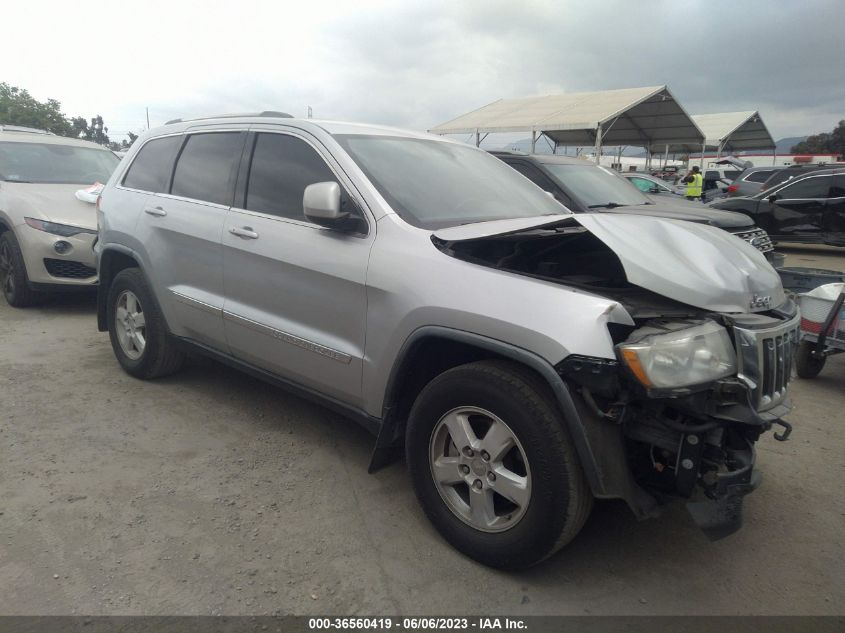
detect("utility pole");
top-left (307, 106), bottom-right (313, 119)
top-left (146, 107), bottom-right (150, 130)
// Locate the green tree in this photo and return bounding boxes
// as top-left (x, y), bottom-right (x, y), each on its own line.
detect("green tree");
top-left (791, 120), bottom-right (845, 157)
top-left (0, 82), bottom-right (73, 135)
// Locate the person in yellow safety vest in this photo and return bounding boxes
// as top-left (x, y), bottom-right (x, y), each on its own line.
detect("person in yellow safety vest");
top-left (682, 166), bottom-right (704, 201)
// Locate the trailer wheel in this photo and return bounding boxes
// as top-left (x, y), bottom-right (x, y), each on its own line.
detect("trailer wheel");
top-left (795, 340), bottom-right (826, 379)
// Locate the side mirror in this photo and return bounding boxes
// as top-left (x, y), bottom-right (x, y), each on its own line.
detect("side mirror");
top-left (650, 186), bottom-right (661, 194)
top-left (303, 182), bottom-right (349, 228)
top-left (768, 194), bottom-right (779, 204)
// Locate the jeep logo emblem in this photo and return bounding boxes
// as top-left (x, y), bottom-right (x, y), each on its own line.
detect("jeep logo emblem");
top-left (750, 294), bottom-right (772, 310)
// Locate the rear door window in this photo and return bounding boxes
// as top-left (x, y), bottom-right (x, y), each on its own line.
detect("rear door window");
top-left (122, 135), bottom-right (182, 192)
top-left (170, 132), bottom-right (244, 206)
top-left (778, 175), bottom-right (832, 200)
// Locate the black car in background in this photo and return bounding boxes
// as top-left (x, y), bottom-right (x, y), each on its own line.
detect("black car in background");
top-left (711, 167), bottom-right (845, 246)
top-left (757, 163), bottom-right (842, 193)
top-left (490, 151), bottom-right (775, 259)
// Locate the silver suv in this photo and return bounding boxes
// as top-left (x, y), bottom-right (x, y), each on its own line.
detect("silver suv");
top-left (97, 113), bottom-right (799, 569)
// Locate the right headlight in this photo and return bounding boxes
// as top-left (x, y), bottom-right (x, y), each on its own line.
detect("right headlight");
top-left (618, 320), bottom-right (737, 389)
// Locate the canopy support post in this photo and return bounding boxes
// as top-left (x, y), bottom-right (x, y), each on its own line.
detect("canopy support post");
top-left (531, 130), bottom-right (537, 153)
top-left (475, 129), bottom-right (480, 147)
top-left (700, 142), bottom-right (705, 169)
top-left (594, 124), bottom-right (602, 165)
top-left (773, 148), bottom-right (777, 166)
top-left (663, 144), bottom-right (669, 168)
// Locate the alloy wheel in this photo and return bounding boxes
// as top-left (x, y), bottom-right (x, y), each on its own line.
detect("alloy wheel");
top-left (429, 406), bottom-right (531, 533)
top-left (115, 290), bottom-right (146, 360)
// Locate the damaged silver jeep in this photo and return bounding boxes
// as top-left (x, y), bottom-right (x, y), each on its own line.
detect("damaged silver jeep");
top-left (97, 116), bottom-right (799, 570)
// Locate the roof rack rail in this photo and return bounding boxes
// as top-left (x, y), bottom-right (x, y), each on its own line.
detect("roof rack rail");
top-left (0, 124), bottom-right (55, 135)
top-left (164, 111), bottom-right (294, 125)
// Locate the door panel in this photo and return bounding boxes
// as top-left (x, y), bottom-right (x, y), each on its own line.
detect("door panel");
top-left (767, 174), bottom-right (831, 239)
top-left (135, 131), bottom-right (244, 348)
top-left (222, 212), bottom-right (370, 406)
top-left (138, 194), bottom-right (228, 347)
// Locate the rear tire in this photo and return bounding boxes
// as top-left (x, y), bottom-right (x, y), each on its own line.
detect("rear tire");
top-left (107, 268), bottom-right (185, 379)
top-left (406, 360), bottom-right (592, 570)
top-left (795, 340), bottom-right (826, 379)
top-left (0, 231), bottom-right (39, 307)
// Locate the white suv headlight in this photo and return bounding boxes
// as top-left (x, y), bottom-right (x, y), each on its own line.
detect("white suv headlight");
top-left (25, 217), bottom-right (97, 237)
top-left (618, 320), bottom-right (737, 389)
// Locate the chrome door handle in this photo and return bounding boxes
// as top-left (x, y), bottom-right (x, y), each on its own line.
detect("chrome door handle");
top-left (229, 226), bottom-right (259, 239)
top-left (144, 206), bottom-right (167, 217)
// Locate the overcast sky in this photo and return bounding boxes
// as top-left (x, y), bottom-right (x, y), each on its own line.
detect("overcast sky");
top-left (3, 0), bottom-right (843, 143)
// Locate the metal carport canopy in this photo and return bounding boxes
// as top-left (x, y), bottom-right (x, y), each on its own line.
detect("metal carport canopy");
top-left (428, 85), bottom-right (705, 149)
top-left (664, 111), bottom-right (776, 154)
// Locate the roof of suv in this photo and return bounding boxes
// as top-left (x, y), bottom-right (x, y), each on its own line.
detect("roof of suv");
top-left (156, 114), bottom-right (440, 142)
top-left (760, 164), bottom-right (845, 191)
top-left (0, 125), bottom-right (113, 150)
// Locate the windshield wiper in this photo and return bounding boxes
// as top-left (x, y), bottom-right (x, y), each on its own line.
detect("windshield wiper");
top-left (587, 202), bottom-right (626, 209)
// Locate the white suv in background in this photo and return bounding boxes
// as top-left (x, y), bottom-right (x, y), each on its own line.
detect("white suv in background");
top-left (0, 125), bottom-right (119, 306)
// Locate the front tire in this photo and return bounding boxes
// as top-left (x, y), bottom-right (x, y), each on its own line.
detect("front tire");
top-left (795, 340), bottom-right (826, 379)
top-left (406, 360), bottom-right (592, 569)
top-left (0, 231), bottom-right (38, 307)
top-left (107, 268), bottom-right (185, 379)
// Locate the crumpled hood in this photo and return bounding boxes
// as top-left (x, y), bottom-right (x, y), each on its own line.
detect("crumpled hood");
top-left (434, 213), bottom-right (784, 314)
top-left (1, 182), bottom-right (98, 229)
top-left (573, 214), bottom-right (784, 313)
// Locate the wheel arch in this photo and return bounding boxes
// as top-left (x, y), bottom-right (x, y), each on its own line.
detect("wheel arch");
top-left (369, 326), bottom-right (605, 495)
top-left (96, 245), bottom-right (143, 331)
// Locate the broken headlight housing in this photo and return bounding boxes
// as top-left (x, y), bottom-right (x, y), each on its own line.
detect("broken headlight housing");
top-left (618, 320), bottom-right (737, 389)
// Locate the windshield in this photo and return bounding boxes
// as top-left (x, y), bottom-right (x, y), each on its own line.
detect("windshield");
top-left (542, 163), bottom-right (651, 208)
top-left (334, 135), bottom-right (567, 229)
top-left (0, 142), bottom-right (119, 184)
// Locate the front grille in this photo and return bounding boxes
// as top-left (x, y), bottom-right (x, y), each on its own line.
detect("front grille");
top-left (733, 314), bottom-right (800, 412)
top-left (732, 228), bottom-right (774, 254)
top-left (43, 258), bottom-right (97, 279)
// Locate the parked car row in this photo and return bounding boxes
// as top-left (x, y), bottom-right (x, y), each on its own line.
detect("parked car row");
top-left (629, 158), bottom-right (845, 247)
top-left (0, 115), bottom-right (803, 570)
top-left (491, 152), bottom-right (774, 259)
